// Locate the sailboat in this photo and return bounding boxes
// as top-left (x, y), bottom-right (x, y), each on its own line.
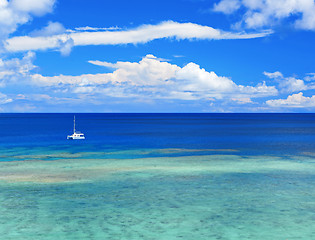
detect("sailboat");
top-left (67, 115), bottom-right (85, 140)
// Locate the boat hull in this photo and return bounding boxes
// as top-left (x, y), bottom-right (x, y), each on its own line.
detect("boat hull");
top-left (67, 135), bottom-right (85, 140)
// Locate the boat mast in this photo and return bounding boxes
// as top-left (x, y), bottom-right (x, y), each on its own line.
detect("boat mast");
top-left (73, 115), bottom-right (76, 133)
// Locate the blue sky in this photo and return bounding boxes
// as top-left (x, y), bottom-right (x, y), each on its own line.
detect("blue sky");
top-left (1, 0), bottom-right (315, 112)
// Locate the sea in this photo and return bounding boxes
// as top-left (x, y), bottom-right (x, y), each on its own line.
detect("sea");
top-left (0, 113), bottom-right (314, 239)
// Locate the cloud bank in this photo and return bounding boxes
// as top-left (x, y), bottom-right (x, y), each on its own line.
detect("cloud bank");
top-left (3, 52), bottom-right (315, 111)
top-left (31, 54), bottom-right (278, 101)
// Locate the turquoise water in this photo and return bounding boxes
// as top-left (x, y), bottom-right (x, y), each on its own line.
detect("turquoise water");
top-left (0, 147), bottom-right (315, 239)
top-left (0, 114), bottom-right (315, 239)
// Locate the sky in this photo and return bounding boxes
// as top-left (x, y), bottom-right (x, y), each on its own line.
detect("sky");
top-left (1, 0), bottom-right (315, 112)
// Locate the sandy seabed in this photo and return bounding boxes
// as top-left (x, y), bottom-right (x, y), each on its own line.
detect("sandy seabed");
top-left (0, 147), bottom-right (314, 239)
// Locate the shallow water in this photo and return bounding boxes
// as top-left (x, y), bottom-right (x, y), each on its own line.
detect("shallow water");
top-left (0, 147), bottom-right (314, 239)
top-left (0, 114), bottom-right (315, 239)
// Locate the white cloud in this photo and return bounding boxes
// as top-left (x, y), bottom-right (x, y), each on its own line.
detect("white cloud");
top-left (31, 21), bottom-right (65, 37)
top-left (31, 55), bottom-right (180, 88)
top-left (0, 53), bottom-right (285, 111)
top-left (0, 53), bottom-right (280, 110)
top-left (74, 26), bottom-right (121, 31)
top-left (238, 81), bottom-right (278, 97)
top-left (213, 0), bottom-right (241, 14)
top-left (4, 21), bottom-right (273, 52)
top-left (88, 54), bottom-right (180, 86)
top-left (176, 62), bottom-right (237, 92)
top-left (0, 51), bottom-right (36, 85)
top-left (58, 36), bottom-right (74, 56)
top-left (10, 0), bottom-right (55, 16)
top-left (213, 0), bottom-right (315, 30)
top-left (263, 71), bottom-right (283, 79)
top-left (31, 54), bottom-right (278, 101)
top-left (0, 0), bottom-right (55, 41)
top-left (231, 97), bottom-right (254, 104)
top-left (31, 72), bottom-right (110, 86)
top-left (266, 92), bottom-right (315, 108)
top-left (279, 77), bottom-right (307, 93)
top-left (0, 92), bottom-right (12, 104)
top-left (304, 73), bottom-right (315, 82)
top-left (263, 71), bottom-right (312, 93)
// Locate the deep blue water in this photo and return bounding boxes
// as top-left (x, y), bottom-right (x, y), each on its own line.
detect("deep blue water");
top-left (1, 113), bottom-right (315, 155)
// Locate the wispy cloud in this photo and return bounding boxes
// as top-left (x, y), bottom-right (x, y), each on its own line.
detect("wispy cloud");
top-left (213, 0), bottom-right (315, 30)
top-left (0, 92), bottom-right (12, 104)
top-left (4, 21), bottom-right (273, 53)
top-left (74, 26), bottom-right (121, 31)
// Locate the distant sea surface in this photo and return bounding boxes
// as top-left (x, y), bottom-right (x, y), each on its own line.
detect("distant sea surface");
top-left (0, 113), bottom-right (314, 239)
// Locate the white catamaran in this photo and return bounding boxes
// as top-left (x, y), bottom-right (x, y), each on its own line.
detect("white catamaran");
top-left (67, 115), bottom-right (85, 140)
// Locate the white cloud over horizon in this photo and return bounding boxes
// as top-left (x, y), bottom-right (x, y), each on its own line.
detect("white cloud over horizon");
top-left (30, 54), bottom-right (278, 101)
top-left (265, 71), bottom-right (315, 109)
top-left (266, 92), bottom-right (315, 108)
top-left (264, 71), bottom-right (315, 93)
top-left (5, 52), bottom-right (315, 111)
top-left (213, 0), bottom-right (315, 30)
top-left (4, 21), bottom-right (273, 53)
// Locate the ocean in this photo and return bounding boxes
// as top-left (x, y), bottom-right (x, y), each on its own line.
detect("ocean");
top-left (0, 113), bottom-right (314, 239)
